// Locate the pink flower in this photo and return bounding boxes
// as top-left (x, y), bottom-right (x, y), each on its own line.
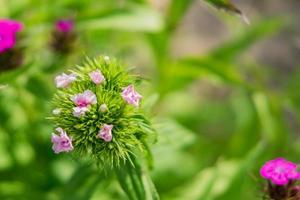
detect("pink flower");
top-left (51, 127), bottom-right (73, 154)
top-left (0, 19), bottom-right (23, 53)
top-left (121, 85), bottom-right (142, 107)
top-left (71, 90), bottom-right (97, 108)
top-left (72, 106), bottom-right (89, 117)
top-left (56, 20), bottom-right (74, 32)
top-left (260, 158), bottom-right (300, 185)
top-left (55, 73), bottom-right (77, 88)
top-left (97, 124), bottom-right (113, 142)
top-left (89, 70), bottom-right (105, 85)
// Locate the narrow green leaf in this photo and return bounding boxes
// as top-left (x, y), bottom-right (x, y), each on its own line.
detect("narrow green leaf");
top-left (168, 142), bottom-right (264, 200)
top-left (211, 18), bottom-right (285, 61)
top-left (215, 141), bottom-right (265, 200)
top-left (77, 5), bottom-right (164, 32)
top-left (203, 0), bottom-right (249, 24)
top-left (252, 92), bottom-right (277, 143)
top-left (166, 0), bottom-right (195, 29)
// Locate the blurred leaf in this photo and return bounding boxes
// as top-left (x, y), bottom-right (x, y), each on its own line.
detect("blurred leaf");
top-left (229, 89), bottom-right (259, 157)
top-left (166, 0), bottom-right (195, 29)
top-left (252, 92), bottom-right (287, 148)
top-left (0, 62), bottom-right (32, 83)
top-left (211, 18), bottom-right (286, 61)
top-left (62, 164), bottom-right (104, 200)
top-left (168, 141), bottom-right (264, 200)
top-left (78, 5), bottom-right (165, 32)
top-left (158, 18), bottom-right (285, 95)
top-left (158, 57), bottom-right (247, 95)
top-left (153, 117), bottom-right (196, 151)
top-left (179, 57), bottom-right (245, 85)
top-left (203, 0), bottom-right (249, 24)
top-left (215, 141), bottom-right (265, 199)
top-left (252, 92), bottom-right (277, 143)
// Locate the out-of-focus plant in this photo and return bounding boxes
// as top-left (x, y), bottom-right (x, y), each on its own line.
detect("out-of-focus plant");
top-left (0, 19), bottom-right (24, 72)
top-left (0, 0), bottom-right (299, 199)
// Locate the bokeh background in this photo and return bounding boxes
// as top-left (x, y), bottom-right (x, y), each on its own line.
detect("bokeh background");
top-left (0, 0), bottom-right (300, 199)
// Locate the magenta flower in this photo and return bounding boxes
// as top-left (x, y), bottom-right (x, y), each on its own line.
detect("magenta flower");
top-left (56, 20), bottom-right (74, 32)
top-left (55, 73), bottom-right (77, 88)
top-left (121, 85), bottom-right (142, 107)
top-left (71, 90), bottom-right (97, 108)
top-left (0, 19), bottom-right (23, 53)
top-left (260, 158), bottom-right (300, 185)
top-left (51, 127), bottom-right (73, 154)
top-left (97, 124), bottom-right (113, 142)
top-left (89, 70), bottom-right (105, 85)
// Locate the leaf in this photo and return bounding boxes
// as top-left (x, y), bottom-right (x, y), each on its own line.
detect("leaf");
top-left (202, 0), bottom-right (249, 24)
top-left (0, 62), bottom-right (33, 84)
top-left (77, 5), bottom-right (165, 32)
top-left (252, 92), bottom-right (287, 147)
top-left (158, 18), bottom-right (285, 95)
top-left (215, 141), bottom-right (265, 200)
top-left (168, 141), bottom-right (265, 200)
top-left (62, 164), bottom-right (105, 200)
top-left (211, 18), bottom-right (285, 61)
top-left (166, 0), bottom-right (195, 29)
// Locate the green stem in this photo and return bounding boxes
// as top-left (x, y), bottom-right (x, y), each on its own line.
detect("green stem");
top-left (115, 156), bottom-right (160, 200)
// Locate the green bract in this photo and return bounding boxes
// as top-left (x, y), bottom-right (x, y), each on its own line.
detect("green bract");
top-left (49, 56), bottom-right (155, 169)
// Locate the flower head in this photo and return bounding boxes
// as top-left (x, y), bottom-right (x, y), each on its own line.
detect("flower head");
top-left (260, 158), bottom-right (300, 185)
top-left (50, 56), bottom-right (156, 169)
top-left (55, 73), bottom-right (77, 88)
top-left (51, 19), bottom-right (76, 54)
top-left (89, 70), bottom-right (105, 85)
top-left (97, 124), bottom-right (113, 142)
top-left (121, 84), bottom-right (142, 107)
top-left (51, 127), bottom-right (73, 154)
top-left (0, 19), bottom-right (23, 53)
top-left (56, 19), bottom-right (74, 32)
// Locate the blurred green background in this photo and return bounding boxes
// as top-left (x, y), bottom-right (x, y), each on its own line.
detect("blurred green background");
top-left (0, 0), bottom-right (300, 199)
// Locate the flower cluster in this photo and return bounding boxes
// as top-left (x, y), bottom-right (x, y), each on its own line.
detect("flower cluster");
top-left (260, 158), bottom-right (300, 199)
top-left (49, 56), bottom-right (155, 168)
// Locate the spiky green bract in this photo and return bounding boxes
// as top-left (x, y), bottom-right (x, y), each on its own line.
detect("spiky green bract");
top-left (49, 56), bottom-right (155, 169)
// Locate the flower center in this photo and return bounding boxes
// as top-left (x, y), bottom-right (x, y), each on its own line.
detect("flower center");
top-left (275, 167), bottom-right (286, 174)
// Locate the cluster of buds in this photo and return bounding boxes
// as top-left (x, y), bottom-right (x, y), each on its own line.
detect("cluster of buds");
top-left (0, 19), bottom-right (24, 72)
top-left (49, 56), bottom-right (155, 169)
top-left (50, 19), bottom-right (76, 54)
top-left (260, 158), bottom-right (300, 200)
